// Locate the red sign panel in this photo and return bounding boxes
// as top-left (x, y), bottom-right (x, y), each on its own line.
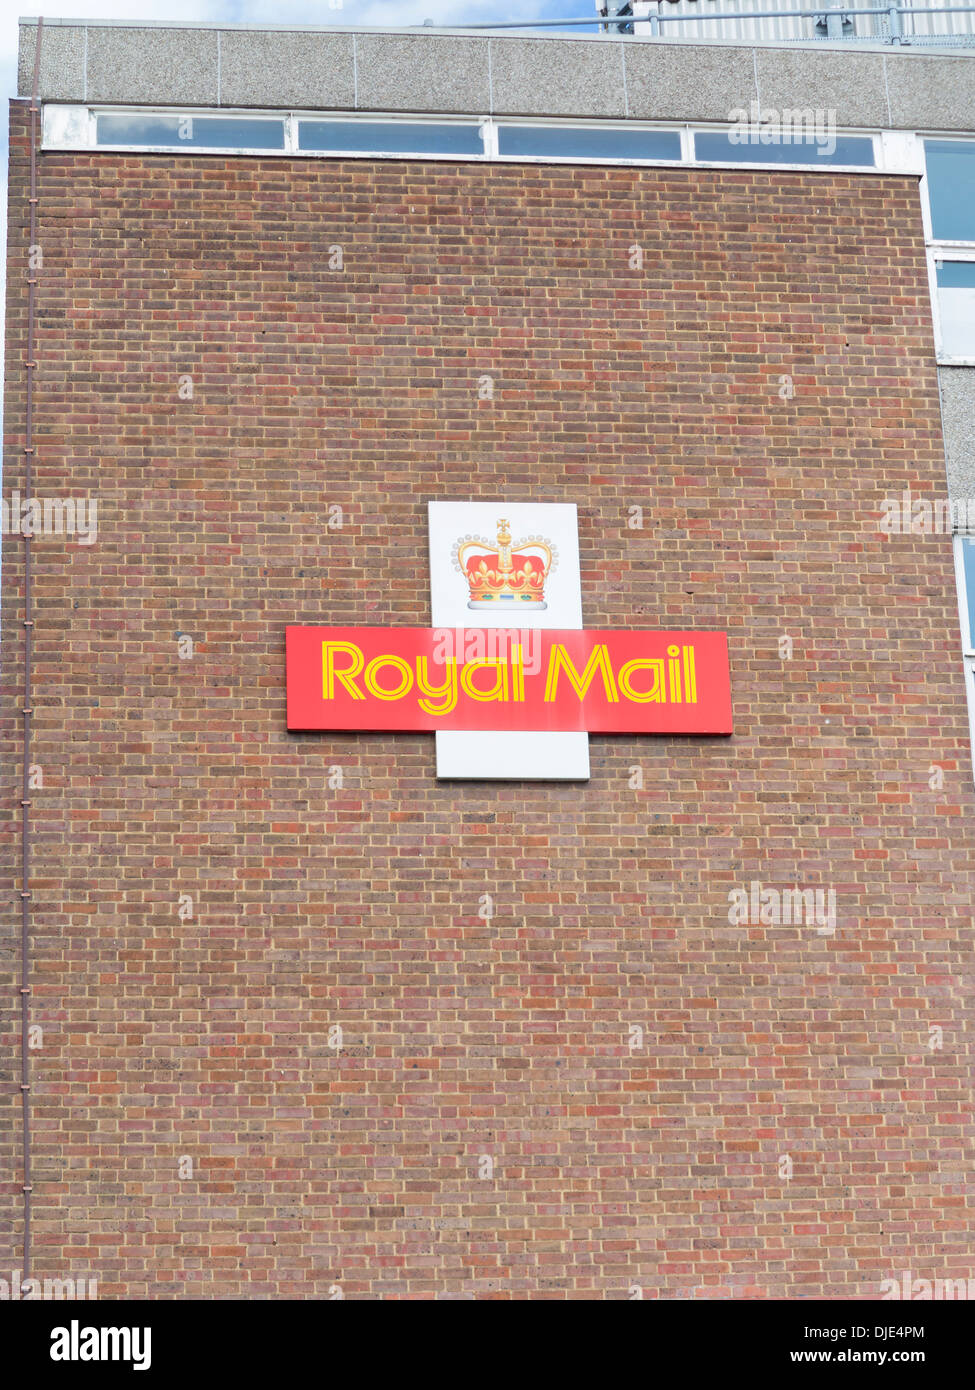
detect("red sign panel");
top-left (286, 626), bottom-right (732, 735)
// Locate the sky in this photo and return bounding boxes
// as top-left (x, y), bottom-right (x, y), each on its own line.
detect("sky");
top-left (0, 0), bottom-right (601, 424)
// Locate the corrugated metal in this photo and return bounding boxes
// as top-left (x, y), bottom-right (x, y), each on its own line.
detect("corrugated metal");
top-left (636, 0), bottom-right (975, 42)
top-left (900, 0), bottom-right (975, 35)
top-left (647, 0), bottom-right (822, 42)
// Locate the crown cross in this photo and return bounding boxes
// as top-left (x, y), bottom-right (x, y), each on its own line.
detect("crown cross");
top-left (451, 518), bottom-right (558, 610)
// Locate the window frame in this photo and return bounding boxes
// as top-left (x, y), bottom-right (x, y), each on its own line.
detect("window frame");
top-left (926, 247), bottom-right (975, 366)
top-left (492, 115), bottom-right (684, 168)
top-left (920, 134), bottom-right (975, 364)
top-left (919, 135), bottom-right (975, 247)
top-left (690, 126), bottom-right (877, 170)
top-left (91, 108), bottom-right (291, 155)
top-left (41, 104), bottom-right (899, 177)
top-left (953, 534), bottom-right (975, 659)
top-left (295, 115), bottom-right (493, 160)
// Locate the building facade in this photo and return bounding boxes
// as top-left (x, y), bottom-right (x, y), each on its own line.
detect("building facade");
top-left (3, 18), bottom-right (975, 1298)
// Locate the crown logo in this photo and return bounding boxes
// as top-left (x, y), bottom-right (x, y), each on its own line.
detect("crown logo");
top-left (451, 518), bottom-right (558, 610)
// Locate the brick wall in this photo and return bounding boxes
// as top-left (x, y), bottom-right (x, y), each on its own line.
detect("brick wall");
top-left (3, 98), bottom-right (974, 1298)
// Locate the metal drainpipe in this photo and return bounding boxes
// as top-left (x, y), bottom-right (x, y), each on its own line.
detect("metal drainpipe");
top-left (20, 15), bottom-right (44, 1283)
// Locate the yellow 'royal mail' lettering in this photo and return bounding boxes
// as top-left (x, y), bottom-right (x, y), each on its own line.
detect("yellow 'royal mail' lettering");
top-left (322, 641), bottom-right (366, 700)
top-left (667, 645), bottom-right (683, 704)
top-left (292, 629), bottom-right (729, 734)
top-left (618, 658), bottom-right (666, 704)
top-left (543, 644), bottom-right (619, 704)
top-left (364, 655), bottom-right (414, 701)
top-left (683, 646), bottom-right (697, 703)
top-left (320, 638), bottom-right (701, 712)
top-left (416, 657), bottom-right (458, 715)
top-left (512, 644), bottom-right (525, 702)
top-left (460, 658), bottom-right (509, 703)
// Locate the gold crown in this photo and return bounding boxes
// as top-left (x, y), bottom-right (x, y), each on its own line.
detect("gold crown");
top-left (452, 518), bottom-right (558, 609)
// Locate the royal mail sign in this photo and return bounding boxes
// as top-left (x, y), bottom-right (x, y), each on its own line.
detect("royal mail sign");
top-left (286, 501), bottom-right (732, 779)
top-left (286, 625), bottom-right (732, 734)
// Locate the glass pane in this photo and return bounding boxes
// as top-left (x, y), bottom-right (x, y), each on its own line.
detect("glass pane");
top-left (694, 130), bottom-right (874, 166)
top-left (498, 125), bottom-right (680, 161)
top-left (924, 140), bottom-right (975, 242)
top-left (963, 540), bottom-right (975, 650)
top-left (936, 262), bottom-right (975, 289)
top-left (96, 114), bottom-right (285, 149)
top-left (937, 264), bottom-right (975, 357)
top-left (298, 121), bottom-right (484, 155)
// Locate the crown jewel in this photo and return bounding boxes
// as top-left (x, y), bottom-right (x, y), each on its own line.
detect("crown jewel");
top-left (451, 518), bottom-right (558, 609)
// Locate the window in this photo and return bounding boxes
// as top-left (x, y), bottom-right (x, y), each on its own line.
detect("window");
top-left (924, 139), bottom-right (975, 242)
top-left (693, 130), bottom-right (875, 167)
top-left (956, 537), bottom-right (975, 654)
top-left (96, 113), bottom-right (286, 150)
top-left (497, 124), bottom-right (680, 162)
top-left (923, 140), bottom-right (975, 362)
top-left (48, 105), bottom-right (889, 177)
top-left (298, 120), bottom-right (485, 157)
top-left (933, 260), bottom-right (975, 359)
